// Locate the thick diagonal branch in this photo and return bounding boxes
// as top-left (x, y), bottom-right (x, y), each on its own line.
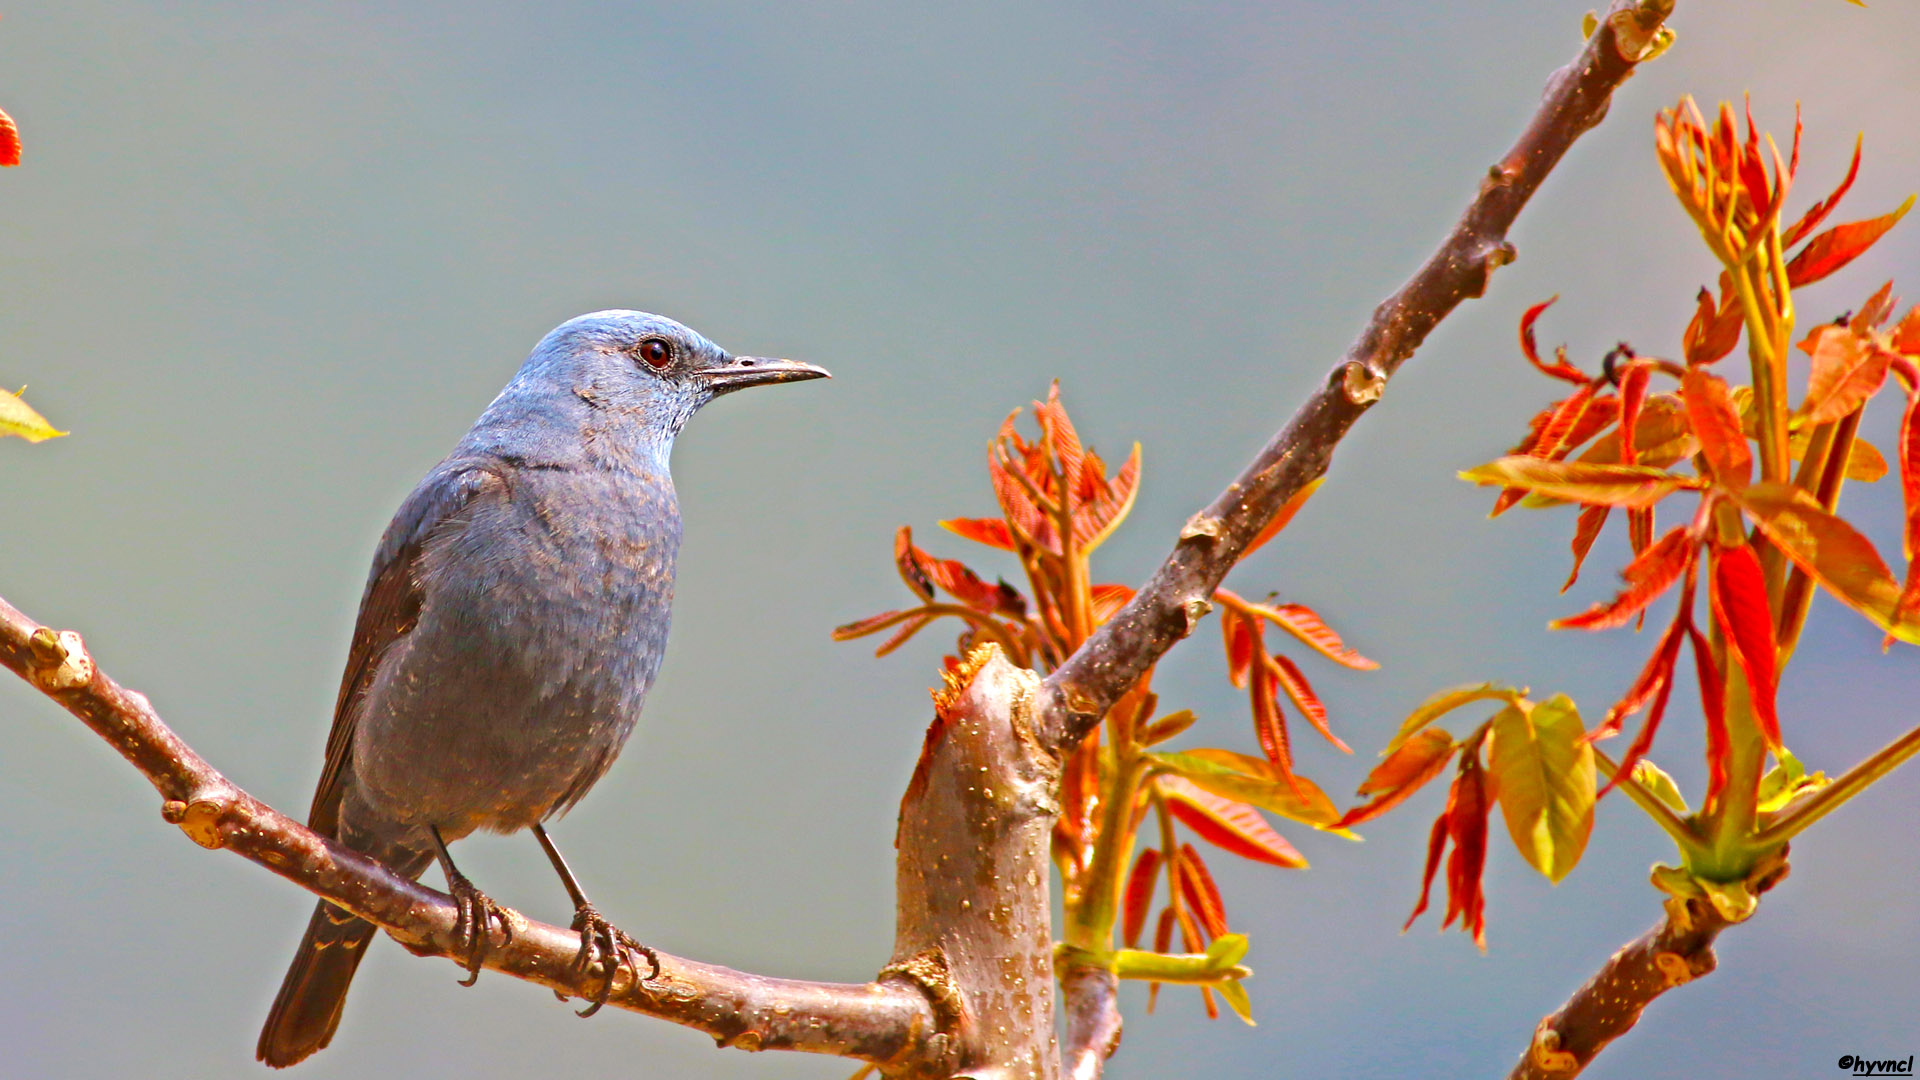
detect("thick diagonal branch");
top-left (1507, 897), bottom-right (1729, 1079)
top-left (0, 596), bottom-right (945, 1070)
top-left (1039, 0), bottom-right (1677, 756)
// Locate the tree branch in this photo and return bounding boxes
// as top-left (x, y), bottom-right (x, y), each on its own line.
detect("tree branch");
top-left (0, 595), bottom-right (946, 1070)
top-left (1506, 897), bottom-right (1729, 1079)
top-left (1038, 0), bottom-right (1677, 756)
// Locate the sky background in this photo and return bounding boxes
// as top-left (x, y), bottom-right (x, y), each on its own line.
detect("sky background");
top-left (5, 2), bottom-right (1920, 1078)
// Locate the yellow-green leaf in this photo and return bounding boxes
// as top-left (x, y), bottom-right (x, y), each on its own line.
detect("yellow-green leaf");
top-left (1632, 759), bottom-right (1691, 815)
top-left (1461, 458), bottom-right (1698, 509)
top-left (1150, 750), bottom-right (1340, 827)
top-left (0, 387), bottom-right (65, 442)
top-left (1728, 482), bottom-right (1919, 643)
top-left (1215, 977), bottom-right (1256, 1026)
top-left (1385, 682), bottom-right (1524, 754)
top-left (1489, 695), bottom-right (1595, 883)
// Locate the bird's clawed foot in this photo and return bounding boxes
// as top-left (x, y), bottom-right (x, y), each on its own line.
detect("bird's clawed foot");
top-left (445, 868), bottom-right (516, 987)
top-left (567, 902), bottom-right (658, 1016)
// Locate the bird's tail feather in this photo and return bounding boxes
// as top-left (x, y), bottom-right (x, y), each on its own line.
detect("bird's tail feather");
top-left (256, 900), bottom-right (378, 1068)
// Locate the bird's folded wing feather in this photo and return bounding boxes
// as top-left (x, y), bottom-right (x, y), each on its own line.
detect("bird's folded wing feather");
top-left (308, 460), bottom-right (507, 836)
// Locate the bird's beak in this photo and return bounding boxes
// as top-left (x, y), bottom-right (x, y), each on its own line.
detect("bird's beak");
top-left (696, 356), bottom-right (832, 395)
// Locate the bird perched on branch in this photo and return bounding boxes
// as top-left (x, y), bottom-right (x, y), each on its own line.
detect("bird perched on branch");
top-left (258, 311), bottom-right (828, 1067)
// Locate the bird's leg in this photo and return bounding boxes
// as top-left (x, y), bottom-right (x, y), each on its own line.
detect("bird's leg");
top-left (532, 824), bottom-right (659, 1016)
top-left (430, 825), bottom-right (515, 987)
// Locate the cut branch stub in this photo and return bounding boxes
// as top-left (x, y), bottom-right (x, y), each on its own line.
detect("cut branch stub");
top-left (891, 645), bottom-right (1061, 1079)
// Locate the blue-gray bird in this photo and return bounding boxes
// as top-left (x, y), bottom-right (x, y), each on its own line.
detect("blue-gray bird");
top-left (257, 311), bottom-right (827, 1068)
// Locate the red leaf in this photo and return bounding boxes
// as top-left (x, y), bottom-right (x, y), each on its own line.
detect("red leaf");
top-left (1248, 659), bottom-right (1294, 775)
top-left (1519, 297), bottom-right (1590, 385)
top-left (1552, 525), bottom-right (1696, 631)
top-left (832, 609), bottom-right (908, 641)
top-left (0, 108), bottom-right (18, 168)
top-left (1074, 442), bottom-right (1141, 551)
top-left (1682, 368), bottom-right (1753, 486)
top-left (1161, 777), bottom-right (1308, 868)
top-left (1896, 305), bottom-right (1920, 357)
top-left (1593, 601), bottom-right (1690, 742)
top-left (1176, 844), bottom-right (1230, 939)
top-left (1852, 281), bottom-right (1900, 334)
top-left (1340, 728), bottom-right (1456, 828)
top-left (1710, 545), bottom-right (1782, 751)
top-left (1221, 606), bottom-right (1259, 689)
top-left (1241, 477), bottom-right (1323, 559)
top-left (1122, 849), bottom-right (1161, 948)
top-left (1683, 285), bottom-right (1745, 367)
top-left (1494, 386), bottom-right (1602, 516)
top-left (1782, 133), bottom-right (1862, 249)
top-left (894, 526), bottom-right (935, 602)
top-left (1147, 908), bottom-right (1176, 1011)
top-left (1402, 808), bottom-right (1451, 932)
top-left (1442, 760), bottom-right (1491, 950)
top-left (1260, 603), bottom-right (1378, 670)
top-left (1798, 324), bottom-right (1892, 426)
top-left (1689, 625), bottom-right (1731, 809)
top-left (1786, 196), bottom-right (1916, 287)
top-left (989, 411), bottom-right (1050, 547)
top-left (1271, 652), bottom-right (1350, 753)
top-left (875, 612), bottom-right (934, 657)
top-left (1090, 582), bottom-right (1134, 625)
top-left (1563, 505), bottom-right (1611, 593)
top-left (939, 517), bottom-right (1015, 551)
top-left (1035, 382), bottom-right (1086, 494)
top-left (1897, 393), bottom-right (1920, 631)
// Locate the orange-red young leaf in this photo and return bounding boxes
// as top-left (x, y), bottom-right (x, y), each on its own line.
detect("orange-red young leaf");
top-left (0, 108), bottom-right (19, 168)
top-left (1618, 363), bottom-right (1652, 466)
top-left (1176, 844), bottom-right (1230, 939)
top-left (1798, 324), bottom-right (1892, 426)
top-left (1682, 368), bottom-right (1753, 486)
top-left (1221, 606), bottom-right (1259, 689)
top-left (1520, 297), bottom-right (1590, 385)
top-left (939, 516), bottom-right (1015, 552)
top-left (1442, 760), bottom-right (1492, 950)
top-left (1161, 776), bottom-right (1308, 868)
top-left (894, 526), bottom-right (935, 602)
top-left (1689, 624), bottom-right (1731, 809)
top-left (1271, 652), bottom-right (1350, 753)
top-left (833, 609), bottom-right (909, 641)
top-left (1241, 477), bottom-right (1324, 559)
top-left (875, 612), bottom-right (934, 657)
top-left (1248, 660), bottom-right (1294, 775)
top-left (1402, 807), bottom-right (1451, 933)
top-left (1592, 600), bottom-right (1691, 742)
top-left (1786, 195), bottom-right (1916, 287)
top-left (1122, 849), bottom-right (1162, 948)
top-left (1852, 281), bottom-right (1900, 334)
top-left (1683, 285), bottom-right (1745, 367)
top-left (1034, 382), bottom-right (1086, 493)
top-left (1563, 505), bottom-right (1611, 593)
top-left (1710, 544), bottom-right (1783, 751)
top-left (1147, 908), bottom-right (1176, 1011)
top-left (1074, 443), bottom-right (1142, 552)
top-left (1552, 525), bottom-right (1696, 631)
top-left (1782, 133), bottom-right (1863, 249)
top-left (1091, 583), bottom-right (1134, 625)
top-left (1896, 394), bottom-right (1920, 632)
top-left (1730, 483), bottom-right (1914, 643)
top-left (1259, 603), bottom-right (1379, 670)
top-left (1340, 727), bottom-right (1456, 828)
top-left (1896, 306), bottom-right (1920, 358)
top-left (1494, 387), bottom-right (1604, 515)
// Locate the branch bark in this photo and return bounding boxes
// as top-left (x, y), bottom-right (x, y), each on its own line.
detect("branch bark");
top-left (0, 596), bottom-right (947, 1072)
top-left (1506, 897), bottom-right (1729, 1079)
top-left (1038, 0), bottom-right (1678, 757)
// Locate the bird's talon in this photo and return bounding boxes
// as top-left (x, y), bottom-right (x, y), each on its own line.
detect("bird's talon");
top-left (568, 903), bottom-right (654, 1016)
top-left (445, 870), bottom-right (513, 987)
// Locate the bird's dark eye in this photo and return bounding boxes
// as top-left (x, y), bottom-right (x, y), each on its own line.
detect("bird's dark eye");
top-left (637, 338), bottom-right (673, 369)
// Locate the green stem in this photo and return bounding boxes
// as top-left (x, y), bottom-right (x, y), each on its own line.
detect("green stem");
top-left (1065, 749), bottom-right (1150, 952)
top-left (1756, 721), bottom-right (1920, 844)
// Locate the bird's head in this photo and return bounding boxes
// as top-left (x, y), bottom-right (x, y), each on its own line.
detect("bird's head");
top-left (481, 310), bottom-right (829, 467)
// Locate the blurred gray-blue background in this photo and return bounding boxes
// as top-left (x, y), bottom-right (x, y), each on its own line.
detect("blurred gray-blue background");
top-left (4, 2), bottom-right (1919, 1077)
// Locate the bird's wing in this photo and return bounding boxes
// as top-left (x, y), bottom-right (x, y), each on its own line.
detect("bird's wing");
top-left (307, 460), bottom-right (507, 836)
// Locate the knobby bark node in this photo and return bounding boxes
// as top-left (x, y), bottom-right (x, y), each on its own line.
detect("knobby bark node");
top-left (1507, 896), bottom-right (1729, 1080)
